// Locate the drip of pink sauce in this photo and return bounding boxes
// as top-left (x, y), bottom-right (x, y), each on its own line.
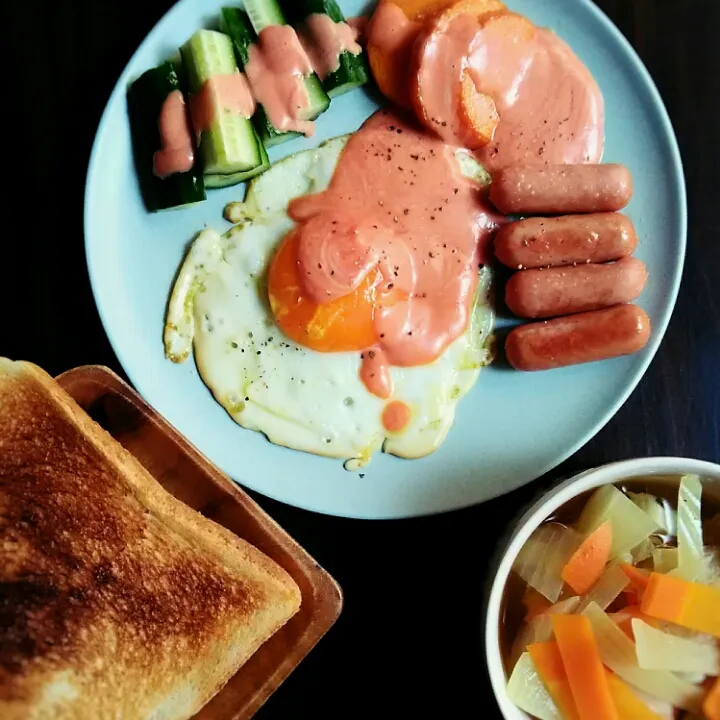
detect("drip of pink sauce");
top-left (299, 14), bottom-right (362, 81)
top-left (382, 401), bottom-right (412, 432)
top-left (288, 109), bottom-right (499, 398)
top-left (153, 90), bottom-right (194, 178)
top-left (360, 348), bottom-right (393, 400)
top-left (245, 25), bottom-right (316, 136)
top-left (189, 72), bottom-right (256, 135)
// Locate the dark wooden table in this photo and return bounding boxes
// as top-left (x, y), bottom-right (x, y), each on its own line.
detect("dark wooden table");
top-left (6, 0), bottom-right (720, 716)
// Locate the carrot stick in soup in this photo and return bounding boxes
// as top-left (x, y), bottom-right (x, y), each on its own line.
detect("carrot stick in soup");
top-left (551, 614), bottom-right (619, 720)
top-left (640, 572), bottom-right (720, 638)
top-left (704, 676), bottom-right (720, 720)
top-left (562, 521), bottom-right (613, 595)
top-left (604, 671), bottom-right (666, 720)
top-left (528, 641), bottom-right (581, 720)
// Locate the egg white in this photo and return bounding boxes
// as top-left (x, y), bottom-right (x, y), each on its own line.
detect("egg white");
top-left (165, 136), bottom-right (495, 468)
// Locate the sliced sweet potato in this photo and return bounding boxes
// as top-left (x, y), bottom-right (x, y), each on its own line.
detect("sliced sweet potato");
top-left (435, 0), bottom-right (507, 27)
top-left (411, 7), bottom-right (532, 147)
top-left (367, 0), bottom-right (423, 108)
top-left (368, 0), bottom-right (509, 109)
top-left (474, 9), bottom-right (536, 47)
top-left (393, 0), bottom-right (505, 22)
top-left (391, 0), bottom-right (457, 21)
top-left (458, 73), bottom-right (499, 147)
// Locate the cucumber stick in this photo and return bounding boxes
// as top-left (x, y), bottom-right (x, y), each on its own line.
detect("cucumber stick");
top-left (221, 8), bottom-right (296, 147)
top-left (243, 0), bottom-right (287, 34)
top-left (281, 0), bottom-right (369, 98)
top-left (242, 0), bottom-right (330, 147)
top-left (180, 29), bottom-right (267, 176)
top-left (220, 7), bottom-right (256, 67)
top-left (127, 62), bottom-right (206, 212)
top-left (205, 141), bottom-right (269, 188)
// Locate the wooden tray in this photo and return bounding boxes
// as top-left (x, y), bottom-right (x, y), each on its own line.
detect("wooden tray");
top-left (56, 365), bottom-right (343, 720)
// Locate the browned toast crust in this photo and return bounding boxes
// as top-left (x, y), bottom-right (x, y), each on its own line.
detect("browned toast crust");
top-left (0, 359), bottom-right (301, 720)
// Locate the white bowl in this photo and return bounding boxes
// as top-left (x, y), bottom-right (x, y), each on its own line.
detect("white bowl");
top-left (485, 456), bottom-right (720, 720)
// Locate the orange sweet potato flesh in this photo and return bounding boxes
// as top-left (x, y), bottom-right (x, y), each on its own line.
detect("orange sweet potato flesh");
top-left (367, 1), bottom-right (422, 108)
top-left (391, 0), bottom-right (457, 20)
top-left (395, 0), bottom-right (506, 21)
top-left (410, 7), bottom-right (523, 147)
top-left (368, 0), bottom-right (508, 112)
top-left (435, 0), bottom-right (507, 26)
top-left (458, 74), bottom-right (500, 148)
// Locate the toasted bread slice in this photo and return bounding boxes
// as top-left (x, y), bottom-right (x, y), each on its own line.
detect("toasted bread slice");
top-left (0, 359), bottom-right (301, 720)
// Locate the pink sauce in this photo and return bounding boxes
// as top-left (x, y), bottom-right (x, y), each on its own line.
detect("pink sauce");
top-left (413, 12), bottom-right (493, 148)
top-left (366, 2), bottom-right (422, 108)
top-left (245, 25), bottom-right (316, 136)
top-left (347, 15), bottom-right (370, 45)
top-left (153, 90), bottom-right (194, 178)
top-left (405, 10), bottom-right (603, 169)
top-left (189, 72), bottom-right (256, 134)
top-left (382, 401), bottom-right (412, 432)
top-left (366, 2), bottom-right (419, 50)
top-left (476, 29), bottom-right (604, 170)
top-left (299, 14), bottom-right (362, 81)
top-left (288, 109), bottom-right (498, 398)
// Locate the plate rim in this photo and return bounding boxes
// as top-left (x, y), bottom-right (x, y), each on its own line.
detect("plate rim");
top-left (83, 0), bottom-right (688, 519)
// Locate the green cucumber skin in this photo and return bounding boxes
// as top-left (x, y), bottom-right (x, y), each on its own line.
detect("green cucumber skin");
top-left (279, 0), bottom-right (369, 97)
top-left (302, 74), bottom-right (331, 118)
top-left (244, 0), bottom-right (287, 32)
top-left (324, 51), bottom-right (369, 97)
top-left (218, 11), bottom-right (291, 154)
top-left (219, 8), bottom-right (288, 146)
top-left (252, 82), bottom-right (329, 147)
top-left (205, 139), bottom-right (270, 188)
top-left (242, 2), bottom-right (330, 146)
top-left (204, 163), bottom-right (268, 188)
top-left (181, 31), bottom-right (238, 93)
top-left (253, 106), bottom-right (299, 147)
top-left (127, 62), bottom-right (206, 213)
top-left (220, 8), bottom-right (256, 68)
top-left (284, 0), bottom-right (345, 24)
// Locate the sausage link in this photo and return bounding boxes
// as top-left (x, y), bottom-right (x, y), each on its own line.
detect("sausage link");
top-left (505, 257), bottom-right (648, 319)
top-left (494, 213), bottom-right (638, 269)
top-left (505, 304), bottom-right (651, 371)
top-left (490, 164), bottom-right (633, 215)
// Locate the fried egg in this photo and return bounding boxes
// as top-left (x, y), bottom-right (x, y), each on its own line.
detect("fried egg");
top-left (165, 136), bottom-right (494, 468)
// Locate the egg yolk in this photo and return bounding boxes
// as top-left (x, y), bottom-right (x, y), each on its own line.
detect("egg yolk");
top-left (268, 230), bottom-right (404, 352)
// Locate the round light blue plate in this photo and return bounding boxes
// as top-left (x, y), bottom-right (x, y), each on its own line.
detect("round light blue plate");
top-left (85, 0), bottom-right (686, 518)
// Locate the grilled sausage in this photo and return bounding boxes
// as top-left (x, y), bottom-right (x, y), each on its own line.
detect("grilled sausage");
top-left (505, 257), bottom-right (648, 318)
top-left (505, 304), bottom-right (651, 371)
top-left (490, 164), bottom-right (633, 215)
top-left (494, 213), bottom-right (638, 269)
